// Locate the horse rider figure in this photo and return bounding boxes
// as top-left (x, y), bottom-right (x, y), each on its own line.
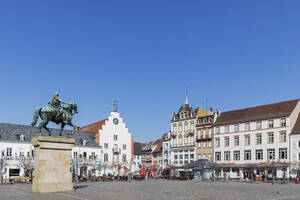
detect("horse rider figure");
top-left (49, 92), bottom-right (67, 121)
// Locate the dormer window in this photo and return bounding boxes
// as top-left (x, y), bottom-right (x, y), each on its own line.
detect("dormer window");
top-left (82, 138), bottom-right (87, 146)
top-left (20, 135), bottom-right (25, 141)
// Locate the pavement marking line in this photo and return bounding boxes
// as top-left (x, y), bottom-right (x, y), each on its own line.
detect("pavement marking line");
top-left (57, 193), bottom-right (90, 200)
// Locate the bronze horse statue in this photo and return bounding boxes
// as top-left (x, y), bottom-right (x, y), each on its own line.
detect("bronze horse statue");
top-left (31, 101), bottom-right (78, 136)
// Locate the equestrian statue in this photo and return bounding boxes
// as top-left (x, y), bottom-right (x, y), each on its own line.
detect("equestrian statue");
top-left (31, 92), bottom-right (78, 136)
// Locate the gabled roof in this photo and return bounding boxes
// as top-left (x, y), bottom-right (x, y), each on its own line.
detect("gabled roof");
top-left (134, 142), bottom-right (145, 155)
top-left (215, 99), bottom-right (299, 126)
top-left (292, 113), bottom-right (300, 135)
top-left (78, 119), bottom-right (107, 134)
top-left (0, 123), bottom-right (99, 147)
top-left (152, 139), bottom-right (163, 153)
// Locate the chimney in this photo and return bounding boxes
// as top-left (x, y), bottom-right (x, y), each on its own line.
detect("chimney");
top-left (210, 107), bottom-right (213, 112)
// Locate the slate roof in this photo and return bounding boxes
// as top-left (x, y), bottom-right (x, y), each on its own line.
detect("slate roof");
top-left (0, 123), bottom-right (99, 147)
top-left (133, 142), bottom-right (145, 155)
top-left (292, 113), bottom-right (300, 135)
top-left (214, 99), bottom-right (299, 126)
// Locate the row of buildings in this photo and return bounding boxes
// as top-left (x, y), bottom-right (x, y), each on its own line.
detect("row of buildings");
top-left (2, 97), bottom-right (300, 181)
top-left (0, 103), bottom-right (137, 181)
top-left (143, 96), bottom-right (300, 180)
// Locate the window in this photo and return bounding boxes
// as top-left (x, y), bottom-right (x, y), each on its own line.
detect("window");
top-left (267, 148), bottom-right (275, 160)
top-left (179, 125), bottom-right (182, 132)
top-left (209, 141), bottom-right (212, 148)
top-left (256, 149), bottom-right (263, 160)
top-left (184, 124), bottom-right (188, 132)
top-left (225, 126), bottom-right (229, 133)
top-left (244, 150), bottom-right (251, 160)
top-left (179, 154), bottom-right (183, 159)
top-left (91, 152), bottom-right (96, 159)
top-left (113, 134), bottom-right (118, 141)
top-left (19, 151), bottom-right (24, 157)
top-left (104, 153), bottom-right (108, 162)
top-left (104, 143), bottom-right (108, 149)
top-left (207, 153), bottom-right (211, 160)
top-left (191, 123), bottom-right (194, 131)
top-left (224, 137), bottom-right (229, 147)
top-left (203, 142), bottom-right (207, 148)
top-left (256, 121), bottom-right (261, 130)
top-left (197, 130), bottom-right (201, 139)
top-left (20, 134), bottom-right (25, 141)
top-left (224, 151), bottom-right (230, 161)
top-left (123, 144), bottom-right (126, 150)
top-left (122, 154), bottom-right (127, 162)
top-left (268, 133), bottom-right (274, 144)
top-left (184, 137), bottom-right (188, 144)
top-left (268, 120), bottom-right (274, 128)
top-left (281, 118), bottom-right (286, 127)
top-left (178, 135), bottom-right (183, 145)
top-left (280, 132), bottom-right (286, 143)
top-left (233, 151), bottom-right (240, 161)
top-left (245, 123), bottom-right (250, 131)
top-left (73, 152), bottom-right (78, 158)
top-left (215, 152), bottom-right (221, 161)
top-left (198, 143), bottom-right (201, 148)
top-left (203, 129), bottom-right (207, 138)
top-left (234, 124), bottom-right (239, 132)
top-left (256, 134), bottom-right (262, 145)
top-left (234, 136), bottom-right (239, 146)
top-left (174, 155), bottom-right (178, 159)
top-left (190, 154), bottom-right (194, 160)
top-left (184, 160), bottom-right (188, 165)
top-left (208, 129), bottom-right (212, 138)
top-left (279, 148), bottom-right (287, 159)
top-left (184, 154), bottom-right (188, 159)
top-left (215, 138), bottom-right (220, 147)
top-left (215, 127), bottom-right (220, 134)
top-left (173, 126), bottom-right (177, 133)
top-left (6, 148), bottom-right (12, 156)
top-left (245, 135), bottom-right (250, 145)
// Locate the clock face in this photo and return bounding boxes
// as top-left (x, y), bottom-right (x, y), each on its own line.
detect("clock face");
top-left (113, 118), bottom-right (119, 125)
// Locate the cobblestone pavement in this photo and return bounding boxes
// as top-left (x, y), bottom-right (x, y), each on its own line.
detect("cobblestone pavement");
top-left (1, 180), bottom-right (300, 200)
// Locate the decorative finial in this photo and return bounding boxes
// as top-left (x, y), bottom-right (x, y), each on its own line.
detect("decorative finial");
top-left (113, 100), bottom-right (118, 112)
top-left (185, 86), bottom-right (189, 105)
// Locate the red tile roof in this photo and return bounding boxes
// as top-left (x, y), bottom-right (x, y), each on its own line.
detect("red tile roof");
top-left (292, 113), bottom-right (300, 134)
top-left (78, 119), bottom-right (107, 133)
top-left (215, 99), bottom-right (299, 126)
top-left (152, 139), bottom-right (163, 153)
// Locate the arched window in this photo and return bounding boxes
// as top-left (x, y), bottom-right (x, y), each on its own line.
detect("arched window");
top-left (104, 153), bottom-right (108, 162)
top-left (122, 154), bottom-right (126, 162)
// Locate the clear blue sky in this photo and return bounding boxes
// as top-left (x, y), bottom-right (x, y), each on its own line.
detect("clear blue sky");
top-left (1, 1), bottom-right (300, 142)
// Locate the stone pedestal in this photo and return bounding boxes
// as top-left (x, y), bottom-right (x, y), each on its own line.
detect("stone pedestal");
top-left (32, 136), bottom-right (75, 193)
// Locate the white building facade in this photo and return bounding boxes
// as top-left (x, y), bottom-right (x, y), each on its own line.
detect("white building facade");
top-left (162, 131), bottom-right (171, 170)
top-left (79, 108), bottom-right (133, 177)
top-left (213, 99), bottom-right (300, 180)
top-left (170, 97), bottom-right (197, 177)
top-left (0, 123), bottom-right (102, 182)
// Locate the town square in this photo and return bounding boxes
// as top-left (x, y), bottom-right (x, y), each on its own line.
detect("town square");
top-left (1, 0), bottom-right (300, 200)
